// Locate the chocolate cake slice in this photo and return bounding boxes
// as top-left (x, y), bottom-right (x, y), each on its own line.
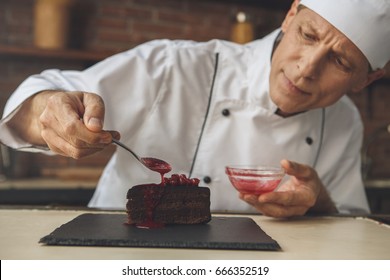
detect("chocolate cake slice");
top-left (126, 181), bottom-right (211, 228)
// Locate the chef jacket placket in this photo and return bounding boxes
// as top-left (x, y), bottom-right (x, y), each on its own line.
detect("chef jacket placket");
top-left (189, 53), bottom-right (220, 185)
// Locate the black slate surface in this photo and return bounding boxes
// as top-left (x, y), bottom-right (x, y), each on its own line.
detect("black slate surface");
top-left (39, 214), bottom-right (281, 251)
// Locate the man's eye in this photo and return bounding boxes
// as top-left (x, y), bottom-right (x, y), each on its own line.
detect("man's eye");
top-left (303, 32), bottom-right (315, 40)
top-left (334, 56), bottom-right (351, 72)
top-left (335, 57), bottom-right (344, 66)
top-left (299, 28), bottom-right (316, 42)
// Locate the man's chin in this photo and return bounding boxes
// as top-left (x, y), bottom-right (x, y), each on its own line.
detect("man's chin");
top-left (275, 107), bottom-right (305, 117)
top-left (271, 92), bottom-right (309, 117)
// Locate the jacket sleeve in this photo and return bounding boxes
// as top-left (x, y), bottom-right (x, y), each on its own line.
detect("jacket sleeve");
top-left (0, 40), bottom-right (171, 151)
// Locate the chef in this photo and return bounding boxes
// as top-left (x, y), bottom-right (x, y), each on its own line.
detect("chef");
top-left (1, 0), bottom-right (389, 217)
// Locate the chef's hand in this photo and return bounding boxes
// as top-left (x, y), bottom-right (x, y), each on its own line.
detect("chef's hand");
top-left (239, 159), bottom-right (338, 218)
top-left (8, 90), bottom-right (120, 159)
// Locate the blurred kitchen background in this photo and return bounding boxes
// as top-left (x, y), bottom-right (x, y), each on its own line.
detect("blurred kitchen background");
top-left (1, 0), bottom-right (389, 213)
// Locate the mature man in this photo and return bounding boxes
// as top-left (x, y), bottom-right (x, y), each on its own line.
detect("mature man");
top-left (1, 0), bottom-right (389, 217)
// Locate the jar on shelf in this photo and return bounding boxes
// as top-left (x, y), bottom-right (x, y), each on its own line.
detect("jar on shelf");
top-left (34, 0), bottom-right (73, 49)
top-left (230, 12), bottom-right (254, 44)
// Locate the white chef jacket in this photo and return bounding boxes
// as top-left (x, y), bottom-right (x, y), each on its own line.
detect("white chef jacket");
top-left (0, 29), bottom-right (370, 214)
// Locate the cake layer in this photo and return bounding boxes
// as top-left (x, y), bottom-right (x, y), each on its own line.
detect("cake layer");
top-left (126, 185), bottom-right (211, 225)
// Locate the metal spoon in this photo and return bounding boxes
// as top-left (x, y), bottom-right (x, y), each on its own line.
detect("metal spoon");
top-left (112, 139), bottom-right (172, 174)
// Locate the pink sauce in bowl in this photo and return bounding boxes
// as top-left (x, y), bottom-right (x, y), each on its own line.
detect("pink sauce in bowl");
top-left (225, 165), bottom-right (285, 195)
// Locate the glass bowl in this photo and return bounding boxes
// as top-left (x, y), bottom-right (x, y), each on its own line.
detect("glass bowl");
top-left (225, 165), bottom-right (285, 195)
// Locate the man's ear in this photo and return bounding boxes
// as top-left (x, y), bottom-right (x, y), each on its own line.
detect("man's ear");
top-left (281, 0), bottom-right (300, 32)
top-left (351, 69), bottom-right (386, 93)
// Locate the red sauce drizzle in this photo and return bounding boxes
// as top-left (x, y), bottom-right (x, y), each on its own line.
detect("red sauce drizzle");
top-left (136, 185), bottom-right (165, 229)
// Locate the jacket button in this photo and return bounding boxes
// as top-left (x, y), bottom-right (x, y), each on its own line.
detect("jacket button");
top-left (306, 137), bottom-right (313, 145)
top-left (203, 176), bottom-right (212, 184)
top-left (222, 109), bottom-right (230, 116)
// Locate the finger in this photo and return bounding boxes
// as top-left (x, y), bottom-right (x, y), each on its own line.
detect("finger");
top-left (281, 159), bottom-right (313, 179)
top-left (40, 92), bottom-right (115, 152)
top-left (43, 133), bottom-right (70, 157)
top-left (43, 93), bottom-right (83, 130)
top-left (42, 92), bottom-right (90, 144)
top-left (41, 107), bottom-right (108, 151)
top-left (240, 193), bottom-right (309, 217)
top-left (259, 191), bottom-right (296, 205)
top-left (239, 193), bottom-right (258, 206)
top-left (42, 128), bottom-right (104, 159)
top-left (81, 93), bottom-right (106, 133)
top-left (259, 203), bottom-right (308, 218)
top-left (53, 112), bottom-right (108, 147)
top-left (48, 101), bottom-right (112, 146)
top-left (107, 130), bottom-right (121, 140)
top-left (41, 127), bottom-right (76, 157)
top-left (259, 190), bottom-right (316, 208)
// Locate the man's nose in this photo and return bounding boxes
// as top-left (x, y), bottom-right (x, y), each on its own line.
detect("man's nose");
top-left (297, 50), bottom-right (325, 79)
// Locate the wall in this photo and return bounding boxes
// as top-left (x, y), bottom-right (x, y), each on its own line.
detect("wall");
top-left (0, 0), bottom-right (287, 51)
top-left (1, 0), bottom-right (390, 181)
top-left (0, 0), bottom-right (287, 180)
top-left (352, 80), bottom-right (390, 179)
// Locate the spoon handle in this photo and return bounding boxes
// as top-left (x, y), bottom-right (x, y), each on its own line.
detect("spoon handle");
top-left (112, 139), bottom-right (141, 161)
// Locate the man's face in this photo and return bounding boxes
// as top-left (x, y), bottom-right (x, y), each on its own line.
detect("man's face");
top-left (269, 7), bottom-right (371, 116)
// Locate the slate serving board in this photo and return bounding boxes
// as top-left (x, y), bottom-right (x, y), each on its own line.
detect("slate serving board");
top-left (39, 214), bottom-right (281, 251)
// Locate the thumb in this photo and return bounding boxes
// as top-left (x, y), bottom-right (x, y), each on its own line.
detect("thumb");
top-left (280, 159), bottom-right (312, 180)
top-left (82, 92), bottom-right (105, 132)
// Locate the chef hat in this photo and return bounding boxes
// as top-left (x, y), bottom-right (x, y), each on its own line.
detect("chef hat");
top-left (299, 0), bottom-right (390, 70)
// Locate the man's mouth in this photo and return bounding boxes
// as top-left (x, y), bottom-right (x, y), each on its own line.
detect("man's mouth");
top-left (282, 73), bottom-right (311, 96)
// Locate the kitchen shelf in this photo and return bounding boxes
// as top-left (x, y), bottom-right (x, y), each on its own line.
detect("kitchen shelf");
top-left (211, 0), bottom-right (291, 10)
top-left (0, 44), bottom-right (114, 62)
top-left (0, 178), bottom-right (97, 190)
top-left (0, 178), bottom-right (96, 206)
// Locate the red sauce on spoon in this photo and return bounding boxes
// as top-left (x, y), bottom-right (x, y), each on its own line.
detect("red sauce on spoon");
top-left (141, 157), bottom-right (172, 184)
